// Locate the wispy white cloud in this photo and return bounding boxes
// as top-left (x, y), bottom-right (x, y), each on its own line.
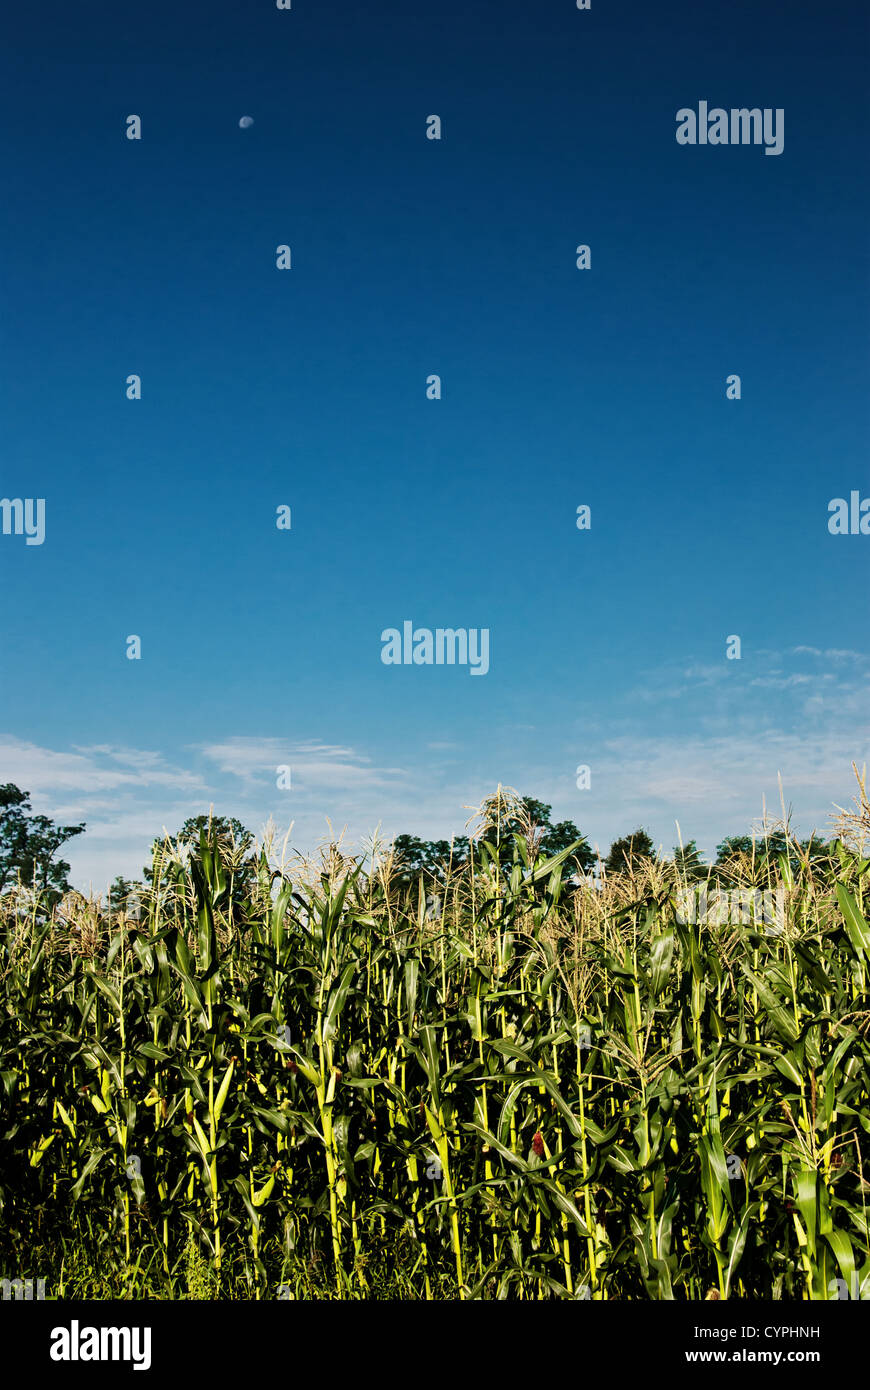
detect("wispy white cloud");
top-left (629, 645), bottom-right (869, 711)
top-left (0, 738), bottom-right (203, 794)
top-left (196, 737), bottom-right (407, 789)
top-left (749, 673), bottom-right (822, 688)
top-left (792, 646), bottom-right (867, 664)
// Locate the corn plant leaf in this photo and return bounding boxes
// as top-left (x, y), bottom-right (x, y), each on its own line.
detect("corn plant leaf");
top-left (322, 961), bottom-right (358, 1042)
top-left (741, 965), bottom-right (801, 1043)
top-left (836, 884), bottom-right (870, 956)
top-left (649, 928), bottom-right (675, 997)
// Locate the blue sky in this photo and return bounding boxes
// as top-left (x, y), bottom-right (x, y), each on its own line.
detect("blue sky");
top-left (1, 0), bottom-right (868, 890)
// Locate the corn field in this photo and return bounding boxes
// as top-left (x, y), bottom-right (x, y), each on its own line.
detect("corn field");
top-left (1, 791), bottom-right (869, 1300)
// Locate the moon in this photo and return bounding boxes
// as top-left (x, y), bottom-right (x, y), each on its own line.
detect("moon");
top-left (239, 116), bottom-right (254, 129)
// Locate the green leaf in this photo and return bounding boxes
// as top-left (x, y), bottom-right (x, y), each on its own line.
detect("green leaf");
top-left (649, 928), bottom-right (675, 997)
top-left (322, 961), bottom-right (358, 1042)
top-left (836, 884), bottom-right (870, 956)
top-left (741, 965), bottom-right (800, 1043)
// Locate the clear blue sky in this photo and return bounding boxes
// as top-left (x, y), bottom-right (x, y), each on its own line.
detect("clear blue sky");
top-left (1, 0), bottom-right (868, 889)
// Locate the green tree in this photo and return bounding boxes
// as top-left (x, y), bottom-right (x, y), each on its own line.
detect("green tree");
top-left (0, 783), bottom-right (85, 898)
top-left (715, 830), bottom-right (830, 876)
top-left (391, 796), bottom-right (594, 891)
top-left (605, 828), bottom-right (656, 874)
top-left (108, 875), bottom-right (145, 915)
top-left (673, 839), bottom-right (706, 879)
top-left (715, 835), bottom-right (755, 864)
top-left (391, 834), bottom-right (470, 890)
top-left (506, 798), bottom-right (595, 873)
top-left (144, 814), bottom-right (255, 885)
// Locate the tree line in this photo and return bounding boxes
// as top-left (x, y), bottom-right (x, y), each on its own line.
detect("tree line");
top-left (0, 782), bottom-right (832, 909)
